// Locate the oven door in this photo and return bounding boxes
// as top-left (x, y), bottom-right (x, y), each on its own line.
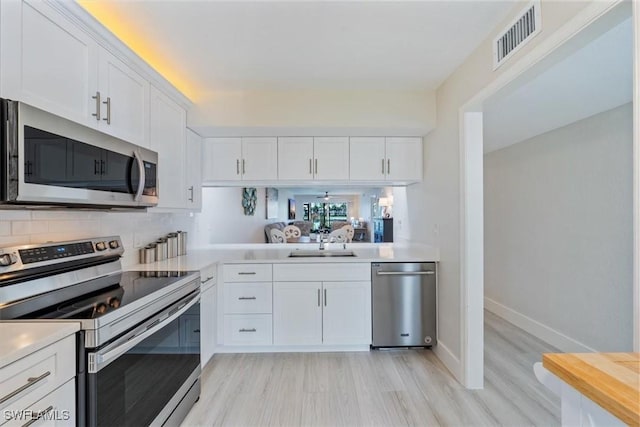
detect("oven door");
top-left (85, 291), bottom-right (200, 427)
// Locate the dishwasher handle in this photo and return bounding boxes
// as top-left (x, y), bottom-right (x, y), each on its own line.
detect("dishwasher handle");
top-left (375, 270), bottom-right (435, 276)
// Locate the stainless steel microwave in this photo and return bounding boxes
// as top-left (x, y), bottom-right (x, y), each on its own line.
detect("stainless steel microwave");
top-left (0, 98), bottom-right (158, 209)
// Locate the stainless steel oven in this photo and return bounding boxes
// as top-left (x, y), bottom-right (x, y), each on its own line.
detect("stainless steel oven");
top-left (0, 98), bottom-right (158, 208)
top-left (0, 237), bottom-right (200, 426)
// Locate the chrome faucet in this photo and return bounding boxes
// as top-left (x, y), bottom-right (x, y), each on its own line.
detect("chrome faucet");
top-left (319, 237), bottom-right (326, 250)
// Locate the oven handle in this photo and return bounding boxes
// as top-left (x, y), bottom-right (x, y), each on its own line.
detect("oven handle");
top-left (88, 293), bottom-right (199, 373)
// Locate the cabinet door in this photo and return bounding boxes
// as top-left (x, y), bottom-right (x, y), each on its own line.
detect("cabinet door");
top-left (241, 137), bottom-right (277, 181)
top-left (201, 285), bottom-right (217, 366)
top-left (349, 137), bottom-right (385, 181)
top-left (322, 281), bottom-right (371, 345)
top-left (385, 137), bottom-right (423, 182)
top-left (1, 0), bottom-right (98, 126)
top-left (98, 49), bottom-right (149, 146)
top-left (149, 86), bottom-right (186, 209)
top-left (313, 137), bottom-right (349, 180)
top-left (273, 282), bottom-right (322, 345)
top-left (185, 129), bottom-right (203, 210)
top-left (277, 137), bottom-right (313, 180)
top-left (202, 138), bottom-right (242, 181)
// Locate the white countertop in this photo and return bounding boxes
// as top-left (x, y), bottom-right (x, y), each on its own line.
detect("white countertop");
top-left (127, 242), bottom-right (439, 272)
top-left (0, 322), bottom-right (79, 369)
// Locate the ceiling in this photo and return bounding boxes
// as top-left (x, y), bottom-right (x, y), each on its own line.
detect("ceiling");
top-left (483, 16), bottom-right (633, 153)
top-left (79, 1), bottom-right (515, 99)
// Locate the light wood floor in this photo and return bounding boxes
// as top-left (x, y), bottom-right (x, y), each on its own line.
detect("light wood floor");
top-left (181, 311), bottom-right (560, 426)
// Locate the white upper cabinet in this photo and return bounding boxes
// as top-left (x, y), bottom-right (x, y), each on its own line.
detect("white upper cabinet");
top-left (349, 137), bottom-right (386, 181)
top-left (349, 136), bottom-right (422, 183)
top-left (202, 138), bottom-right (241, 181)
top-left (0, 0), bottom-right (98, 126)
top-left (277, 137), bottom-right (314, 180)
top-left (185, 129), bottom-right (203, 211)
top-left (385, 137), bottom-right (423, 182)
top-left (241, 137), bottom-right (278, 181)
top-left (97, 50), bottom-right (149, 146)
top-left (313, 137), bottom-right (349, 180)
top-left (149, 85), bottom-right (187, 209)
top-left (277, 136), bottom-right (349, 181)
top-left (0, 0), bottom-right (150, 146)
top-left (203, 137), bottom-right (278, 182)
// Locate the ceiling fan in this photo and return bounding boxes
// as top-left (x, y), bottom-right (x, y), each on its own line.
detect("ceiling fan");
top-left (316, 191), bottom-right (334, 201)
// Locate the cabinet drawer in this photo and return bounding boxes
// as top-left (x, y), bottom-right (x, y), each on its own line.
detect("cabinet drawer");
top-left (273, 263), bottom-right (370, 282)
top-left (0, 335), bottom-right (75, 413)
top-left (223, 264), bottom-right (272, 282)
top-left (2, 379), bottom-right (75, 427)
top-left (224, 283), bottom-right (272, 314)
top-left (223, 315), bottom-right (272, 345)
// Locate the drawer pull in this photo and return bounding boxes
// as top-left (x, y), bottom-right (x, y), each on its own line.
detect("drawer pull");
top-left (238, 296), bottom-right (256, 300)
top-left (237, 272), bottom-right (256, 275)
top-left (239, 328), bottom-right (256, 333)
top-left (0, 371), bottom-right (51, 404)
top-left (201, 276), bottom-right (215, 284)
top-left (21, 405), bottom-right (53, 427)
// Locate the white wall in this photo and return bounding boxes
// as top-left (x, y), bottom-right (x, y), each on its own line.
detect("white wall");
top-left (188, 88), bottom-right (437, 137)
top-left (195, 187), bottom-right (277, 244)
top-left (0, 210), bottom-right (196, 267)
top-left (404, 0), bottom-right (604, 382)
top-left (484, 104), bottom-right (634, 352)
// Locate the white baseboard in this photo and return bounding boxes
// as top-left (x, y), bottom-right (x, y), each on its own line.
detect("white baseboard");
top-left (433, 340), bottom-right (463, 383)
top-left (485, 297), bottom-right (596, 353)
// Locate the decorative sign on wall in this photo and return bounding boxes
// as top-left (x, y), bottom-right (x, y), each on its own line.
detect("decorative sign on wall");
top-left (266, 187), bottom-right (278, 219)
top-left (242, 187), bottom-right (257, 215)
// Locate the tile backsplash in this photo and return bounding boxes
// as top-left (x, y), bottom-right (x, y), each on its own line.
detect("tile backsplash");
top-left (0, 210), bottom-right (196, 267)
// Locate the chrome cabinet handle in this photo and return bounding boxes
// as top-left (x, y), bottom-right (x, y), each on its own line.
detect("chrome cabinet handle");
top-left (317, 289), bottom-right (321, 307)
top-left (381, 159), bottom-right (385, 175)
top-left (102, 97), bottom-right (111, 124)
top-left (314, 158), bottom-right (318, 174)
top-left (376, 271), bottom-right (435, 276)
top-left (239, 328), bottom-right (256, 333)
top-left (236, 159), bottom-right (240, 175)
top-left (188, 186), bottom-right (194, 202)
top-left (94, 159), bottom-right (100, 175)
top-left (0, 371), bottom-right (51, 404)
top-left (309, 159), bottom-right (312, 175)
top-left (92, 91), bottom-right (101, 120)
top-left (324, 289), bottom-right (327, 307)
top-left (201, 276), bottom-right (215, 284)
top-left (387, 159), bottom-right (390, 175)
top-left (238, 296), bottom-right (256, 300)
top-left (237, 272), bottom-right (256, 275)
top-left (242, 159), bottom-right (246, 174)
top-left (21, 405), bottom-right (53, 427)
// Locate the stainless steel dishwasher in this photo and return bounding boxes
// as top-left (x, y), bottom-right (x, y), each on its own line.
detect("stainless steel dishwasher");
top-left (371, 262), bottom-right (437, 348)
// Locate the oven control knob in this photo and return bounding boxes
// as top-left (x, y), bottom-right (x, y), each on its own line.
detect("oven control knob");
top-left (95, 242), bottom-right (107, 251)
top-left (0, 253), bottom-right (17, 267)
top-left (108, 240), bottom-right (120, 249)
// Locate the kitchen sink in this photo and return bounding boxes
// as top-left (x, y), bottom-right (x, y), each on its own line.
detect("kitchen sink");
top-left (288, 250), bottom-right (357, 258)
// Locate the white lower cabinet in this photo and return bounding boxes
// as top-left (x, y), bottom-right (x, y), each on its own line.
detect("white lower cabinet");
top-left (322, 281), bottom-right (371, 345)
top-left (273, 282), bottom-right (323, 345)
top-left (0, 334), bottom-right (76, 426)
top-left (200, 264), bottom-right (217, 367)
top-left (273, 280), bottom-right (371, 346)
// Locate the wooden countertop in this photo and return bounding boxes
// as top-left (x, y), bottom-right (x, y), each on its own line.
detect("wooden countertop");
top-left (543, 352), bottom-right (640, 426)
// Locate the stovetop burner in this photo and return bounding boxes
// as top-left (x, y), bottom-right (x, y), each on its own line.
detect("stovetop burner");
top-left (25, 270), bottom-right (195, 320)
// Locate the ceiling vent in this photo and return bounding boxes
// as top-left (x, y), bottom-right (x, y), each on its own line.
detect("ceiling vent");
top-left (493, 0), bottom-right (541, 70)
